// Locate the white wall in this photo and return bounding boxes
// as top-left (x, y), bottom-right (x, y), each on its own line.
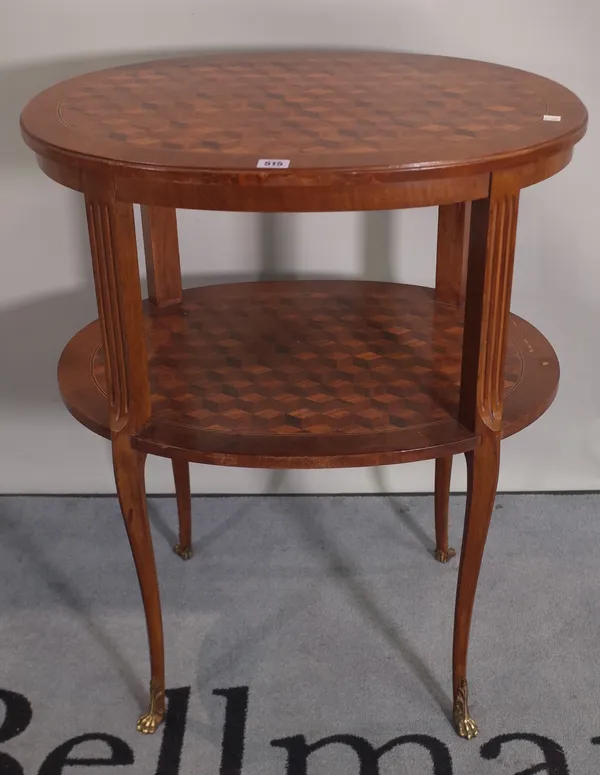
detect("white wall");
top-left (1, 0), bottom-right (598, 494)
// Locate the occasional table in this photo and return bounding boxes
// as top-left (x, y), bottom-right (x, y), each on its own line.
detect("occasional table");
top-left (20, 51), bottom-right (587, 739)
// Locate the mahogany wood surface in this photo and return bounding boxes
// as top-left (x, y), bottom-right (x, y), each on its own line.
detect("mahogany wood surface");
top-left (22, 52), bottom-right (587, 738)
top-left (172, 459), bottom-right (192, 560)
top-left (141, 204), bottom-right (192, 558)
top-left (435, 203), bottom-right (471, 307)
top-left (141, 206), bottom-right (182, 308)
top-left (57, 281), bottom-right (559, 468)
top-left (20, 52), bottom-right (587, 211)
top-left (433, 201), bottom-right (470, 561)
top-left (85, 196), bottom-right (165, 733)
top-left (434, 457), bottom-right (455, 563)
top-left (452, 171), bottom-right (522, 737)
top-left (113, 434), bottom-right (165, 733)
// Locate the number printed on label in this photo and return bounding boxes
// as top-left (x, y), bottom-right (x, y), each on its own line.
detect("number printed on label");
top-left (257, 159), bottom-right (291, 169)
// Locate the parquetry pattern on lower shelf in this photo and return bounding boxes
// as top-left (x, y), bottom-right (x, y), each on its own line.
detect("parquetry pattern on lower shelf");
top-left (91, 282), bottom-right (523, 437)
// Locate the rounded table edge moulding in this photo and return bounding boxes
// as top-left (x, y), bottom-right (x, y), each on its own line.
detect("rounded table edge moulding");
top-left (19, 51), bottom-right (588, 211)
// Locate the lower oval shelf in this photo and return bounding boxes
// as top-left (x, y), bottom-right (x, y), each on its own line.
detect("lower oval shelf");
top-left (58, 281), bottom-right (559, 468)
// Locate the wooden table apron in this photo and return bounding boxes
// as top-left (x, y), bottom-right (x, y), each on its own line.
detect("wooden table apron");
top-left (20, 51), bottom-right (588, 740)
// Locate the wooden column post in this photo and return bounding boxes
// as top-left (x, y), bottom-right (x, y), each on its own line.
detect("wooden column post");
top-left (452, 173), bottom-right (520, 739)
top-left (86, 197), bottom-right (165, 734)
top-left (433, 202), bottom-right (472, 562)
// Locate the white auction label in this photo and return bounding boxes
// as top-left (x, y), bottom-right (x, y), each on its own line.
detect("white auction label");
top-left (257, 159), bottom-right (291, 169)
top-left (543, 114), bottom-right (562, 122)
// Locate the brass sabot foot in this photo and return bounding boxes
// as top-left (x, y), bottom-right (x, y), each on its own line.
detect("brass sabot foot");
top-left (453, 679), bottom-right (479, 740)
top-left (136, 681), bottom-right (165, 734)
top-left (434, 547), bottom-right (456, 563)
top-left (174, 543), bottom-right (193, 561)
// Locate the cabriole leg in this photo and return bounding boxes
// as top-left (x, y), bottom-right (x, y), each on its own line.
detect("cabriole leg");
top-left (452, 431), bottom-right (500, 739)
top-left (113, 433), bottom-right (166, 734)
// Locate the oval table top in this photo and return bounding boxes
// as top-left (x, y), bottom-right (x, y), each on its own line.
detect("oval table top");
top-left (21, 51), bottom-right (588, 210)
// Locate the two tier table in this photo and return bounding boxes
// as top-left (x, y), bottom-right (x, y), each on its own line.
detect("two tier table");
top-left (20, 51), bottom-right (587, 739)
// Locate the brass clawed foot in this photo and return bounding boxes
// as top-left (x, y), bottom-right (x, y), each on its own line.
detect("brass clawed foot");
top-left (434, 547), bottom-right (456, 563)
top-left (453, 680), bottom-right (479, 740)
top-left (174, 543), bottom-right (193, 561)
top-left (136, 681), bottom-right (165, 734)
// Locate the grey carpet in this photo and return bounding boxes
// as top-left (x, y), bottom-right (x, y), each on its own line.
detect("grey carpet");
top-left (0, 493), bottom-right (599, 774)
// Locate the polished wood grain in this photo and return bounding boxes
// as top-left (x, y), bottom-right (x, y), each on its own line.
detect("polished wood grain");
top-left (141, 206), bottom-right (182, 308)
top-left (113, 435), bottom-right (165, 733)
top-left (20, 52), bottom-right (587, 211)
top-left (459, 179), bottom-right (520, 432)
top-left (85, 199), bottom-right (150, 432)
top-left (35, 155), bottom-right (493, 211)
top-left (435, 203), bottom-right (471, 307)
top-left (22, 52), bottom-right (587, 739)
top-left (433, 201), bottom-right (471, 561)
top-left (58, 308), bottom-right (557, 458)
top-left (172, 459), bottom-right (192, 561)
top-left (141, 204), bottom-right (191, 558)
top-left (85, 197), bottom-right (165, 733)
top-left (434, 457), bottom-right (456, 563)
top-left (57, 281), bottom-right (559, 469)
top-left (453, 172), bottom-right (521, 738)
